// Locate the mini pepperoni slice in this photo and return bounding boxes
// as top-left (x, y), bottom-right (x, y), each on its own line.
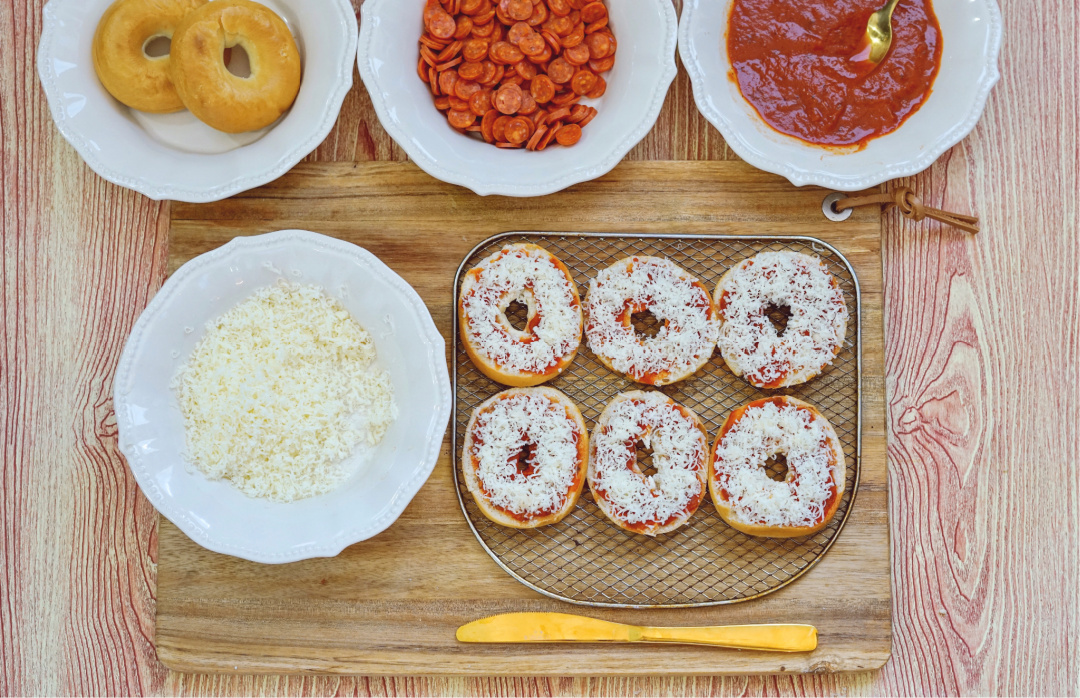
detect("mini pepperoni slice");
top-left (508, 21), bottom-right (531, 44)
top-left (537, 122), bottom-right (559, 150)
top-left (561, 24), bottom-right (585, 48)
top-left (504, 116), bottom-right (532, 144)
top-left (527, 1), bottom-right (548, 25)
top-left (530, 74), bottom-right (556, 103)
top-left (588, 56), bottom-right (614, 73)
top-left (448, 109), bottom-right (476, 129)
top-left (424, 3), bottom-right (457, 39)
top-left (471, 19), bottom-right (495, 36)
top-left (448, 94), bottom-right (470, 111)
top-left (549, 0), bottom-right (571, 16)
top-left (454, 15), bottom-right (474, 39)
top-left (434, 95), bottom-right (451, 110)
top-left (517, 90), bottom-right (538, 115)
top-left (481, 109), bottom-right (498, 143)
top-left (506, 0), bottom-right (533, 21)
top-left (463, 38), bottom-right (489, 62)
top-left (579, 1), bottom-right (607, 23)
top-left (545, 106), bottom-right (571, 122)
top-left (551, 15), bottom-right (575, 36)
top-left (494, 83), bottom-right (523, 114)
top-left (585, 18), bottom-right (608, 33)
top-left (530, 45), bottom-right (553, 64)
top-left (418, 56), bottom-right (431, 82)
top-left (564, 43), bottom-right (591, 66)
top-left (458, 60), bottom-right (484, 80)
top-left (555, 122), bottom-right (582, 145)
top-left (550, 90), bottom-right (580, 106)
top-left (436, 56), bottom-right (463, 71)
top-left (419, 34), bottom-right (449, 50)
top-left (454, 79), bottom-right (482, 100)
top-left (470, 89), bottom-right (493, 115)
top-left (570, 69), bottom-right (597, 95)
top-left (577, 106), bottom-right (598, 127)
top-left (514, 59), bottom-right (537, 80)
top-left (475, 60), bottom-right (496, 85)
top-left (565, 103), bottom-right (588, 123)
top-left (526, 124), bottom-right (547, 150)
top-left (492, 115), bottom-right (511, 141)
top-left (585, 74), bottom-right (606, 98)
top-left (518, 32), bottom-right (546, 57)
top-left (493, 41), bottom-right (524, 64)
top-left (548, 57), bottom-right (574, 84)
top-left (585, 31), bottom-right (611, 59)
top-left (461, 0), bottom-right (484, 13)
top-left (485, 64), bottom-right (506, 86)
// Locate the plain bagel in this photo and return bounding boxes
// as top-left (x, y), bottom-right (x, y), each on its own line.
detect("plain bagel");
top-left (169, 0), bottom-right (302, 133)
top-left (92, 0), bottom-right (208, 113)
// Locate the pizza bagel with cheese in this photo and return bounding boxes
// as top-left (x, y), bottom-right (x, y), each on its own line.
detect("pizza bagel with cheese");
top-left (584, 257), bottom-right (720, 386)
top-left (459, 244), bottom-right (583, 387)
top-left (710, 396), bottom-right (845, 538)
top-left (588, 391), bottom-right (711, 536)
top-left (715, 251), bottom-right (848, 389)
top-left (462, 387), bottom-right (589, 528)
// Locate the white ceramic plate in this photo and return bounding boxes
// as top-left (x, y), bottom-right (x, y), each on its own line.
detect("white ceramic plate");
top-left (37, 0), bottom-right (357, 202)
top-left (679, 0), bottom-right (1003, 190)
top-left (114, 230), bottom-right (451, 563)
top-left (357, 0), bottom-right (677, 197)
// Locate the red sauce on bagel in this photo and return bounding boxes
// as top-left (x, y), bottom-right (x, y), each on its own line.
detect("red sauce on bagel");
top-left (727, 0), bottom-right (943, 147)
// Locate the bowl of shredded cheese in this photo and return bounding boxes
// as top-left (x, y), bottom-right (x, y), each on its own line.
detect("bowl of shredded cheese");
top-left (115, 230), bottom-right (451, 563)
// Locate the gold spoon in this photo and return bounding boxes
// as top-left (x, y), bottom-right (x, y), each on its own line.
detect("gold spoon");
top-left (850, 0), bottom-right (902, 67)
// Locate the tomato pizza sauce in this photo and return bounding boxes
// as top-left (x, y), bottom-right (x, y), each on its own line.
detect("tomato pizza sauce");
top-left (726, 0), bottom-right (943, 147)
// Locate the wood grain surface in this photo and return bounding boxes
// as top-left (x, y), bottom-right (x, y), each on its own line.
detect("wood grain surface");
top-left (158, 161), bottom-right (888, 676)
top-left (1, 0), bottom-right (1077, 694)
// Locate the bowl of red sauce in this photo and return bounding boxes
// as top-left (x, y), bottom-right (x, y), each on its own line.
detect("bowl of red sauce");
top-left (678, 0), bottom-right (1002, 189)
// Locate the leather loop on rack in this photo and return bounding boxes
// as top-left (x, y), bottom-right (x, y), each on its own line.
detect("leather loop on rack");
top-left (834, 187), bottom-right (980, 234)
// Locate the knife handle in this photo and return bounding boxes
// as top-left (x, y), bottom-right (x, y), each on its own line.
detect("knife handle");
top-left (634, 624), bottom-right (818, 652)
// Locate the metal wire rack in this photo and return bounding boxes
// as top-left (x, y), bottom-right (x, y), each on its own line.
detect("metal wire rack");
top-left (452, 232), bottom-right (862, 608)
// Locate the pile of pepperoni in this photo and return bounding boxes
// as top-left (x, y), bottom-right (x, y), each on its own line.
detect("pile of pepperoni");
top-left (418, 0), bottom-right (616, 150)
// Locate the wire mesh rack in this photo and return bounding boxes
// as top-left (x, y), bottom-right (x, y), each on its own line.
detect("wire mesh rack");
top-left (451, 232), bottom-right (862, 608)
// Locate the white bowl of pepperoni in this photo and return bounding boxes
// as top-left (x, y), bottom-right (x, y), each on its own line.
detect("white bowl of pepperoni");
top-left (358, 0), bottom-right (677, 197)
top-left (679, 0), bottom-right (1003, 190)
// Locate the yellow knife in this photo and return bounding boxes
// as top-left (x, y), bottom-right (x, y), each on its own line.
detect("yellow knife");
top-left (456, 613), bottom-right (817, 652)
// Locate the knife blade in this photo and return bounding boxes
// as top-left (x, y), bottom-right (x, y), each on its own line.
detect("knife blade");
top-left (456, 613), bottom-right (817, 652)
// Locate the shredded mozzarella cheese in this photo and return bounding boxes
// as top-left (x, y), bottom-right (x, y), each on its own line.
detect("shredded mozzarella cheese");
top-left (172, 282), bottom-right (397, 502)
top-left (460, 245), bottom-right (581, 375)
top-left (717, 251), bottom-right (848, 387)
top-left (585, 257), bottom-right (719, 382)
top-left (589, 392), bottom-right (707, 529)
top-left (713, 400), bottom-right (839, 528)
top-left (468, 392), bottom-right (582, 517)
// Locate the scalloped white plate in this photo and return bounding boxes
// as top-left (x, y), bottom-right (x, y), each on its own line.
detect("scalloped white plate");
top-left (37, 0), bottom-right (357, 202)
top-left (114, 231), bottom-right (451, 563)
top-left (357, 0), bottom-right (677, 197)
top-left (678, 0), bottom-right (1003, 190)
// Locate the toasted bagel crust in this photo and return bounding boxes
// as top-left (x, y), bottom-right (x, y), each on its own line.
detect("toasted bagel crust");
top-left (462, 387), bottom-right (589, 528)
top-left (709, 396), bottom-right (845, 538)
top-left (458, 244), bottom-right (582, 387)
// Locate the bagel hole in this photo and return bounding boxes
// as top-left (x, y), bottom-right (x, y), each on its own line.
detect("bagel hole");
top-left (225, 44), bottom-right (252, 78)
top-left (765, 304), bottom-right (792, 336)
top-left (142, 35), bottom-right (171, 58)
top-left (635, 442), bottom-right (657, 478)
top-left (764, 454), bottom-right (789, 482)
top-left (631, 310), bottom-right (662, 340)
top-left (514, 443), bottom-right (535, 475)
top-left (505, 300), bottom-right (530, 332)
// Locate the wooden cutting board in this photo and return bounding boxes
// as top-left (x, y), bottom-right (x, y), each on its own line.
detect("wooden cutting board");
top-left (159, 160), bottom-right (890, 676)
